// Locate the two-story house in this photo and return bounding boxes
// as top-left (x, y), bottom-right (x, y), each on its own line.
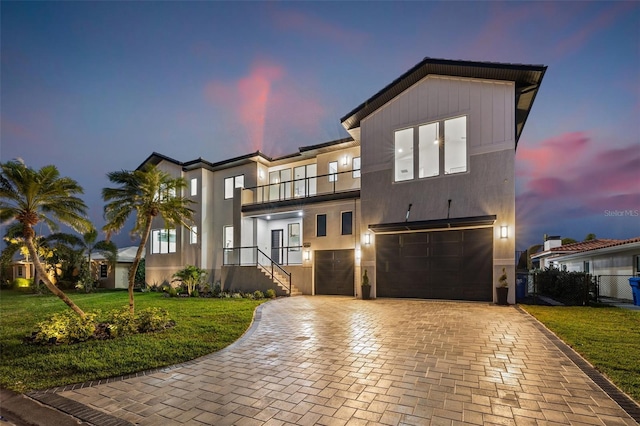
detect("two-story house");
top-left (140, 58), bottom-right (546, 304)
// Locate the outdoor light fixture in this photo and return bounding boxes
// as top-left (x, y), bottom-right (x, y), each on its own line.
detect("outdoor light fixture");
top-left (259, 170), bottom-right (264, 180)
top-left (356, 249), bottom-right (361, 260)
top-left (500, 226), bottom-right (508, 239)
top-left (298, 211), bottom-right (303, 217)
top-left (364, 233), bottom-right (371, 245)
top-left (266, 215), bottom-right (271, 220)
top-left (342, 156), bottom-right (348, 166)
top-left (303, 250), bottom-right (310, 261)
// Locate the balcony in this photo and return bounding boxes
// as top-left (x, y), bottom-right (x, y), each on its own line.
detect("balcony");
top-left (242, 170), bottom-right (360, 212)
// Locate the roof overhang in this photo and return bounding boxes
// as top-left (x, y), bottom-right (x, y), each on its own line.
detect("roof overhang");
top-left (368, 215), bottom-right (496, 234)
top-left (341, 57), bottom-right (546, 148)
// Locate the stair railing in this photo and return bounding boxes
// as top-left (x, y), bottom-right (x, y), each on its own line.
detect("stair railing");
top-left (223, 246), bottom-right (292, 295)
top-left (257, 248), bottom-right (292, 296)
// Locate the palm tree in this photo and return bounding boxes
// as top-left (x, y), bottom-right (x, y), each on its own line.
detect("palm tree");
top-left (102, 165), bottom-right (194, 314)
top-left (0, 161), bottom-right (92, 317)
top-left (47, 229), bottom-right (117, 292)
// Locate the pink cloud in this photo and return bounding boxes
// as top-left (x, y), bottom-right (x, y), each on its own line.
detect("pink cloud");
top-left (517, 131), bottom-right (590, 179)
top-left (204, 59), bottom-right (327, 155)
top-left (0, 116), bottom-right (38, 141)
top-left (271, 8), bottom-right (369, 48)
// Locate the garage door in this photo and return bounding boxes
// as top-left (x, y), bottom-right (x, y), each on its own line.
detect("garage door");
top-left (315, 249), bottom-right (354, 295)
top-left (376, 228), bottom-right (493, 301)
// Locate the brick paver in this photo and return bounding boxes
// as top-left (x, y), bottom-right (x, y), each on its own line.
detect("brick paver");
top-left (41, 297), bottom-right (638, 425)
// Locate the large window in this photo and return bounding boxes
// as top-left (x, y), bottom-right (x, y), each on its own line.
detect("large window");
top-left (190, 178), bottom-right (197, 196)
top-left (419, 122), bottom-right (439, 178)
top-left (317, 214), bottom-right (327, 237)
top-left (444, 116), bottom-right (467, 174)
top-left (190, 226), bottom-right (198, 244)
top-left (294, 164), bottom-right (317, 197)
top-left (328, 161), bottom-right (338, 182)
top-left (352, 157), bottom-right (361, 179)
top-left (341, 211), bottom-right (353, 235)
top-left (269, 169), bottom-right (292, 200)
top-left (394, 116), bottom-right (467, 182)
top-left (223, 226), bottom-right (233, 248)
top-left (151, 229), bottom-right (176, 254)
top-left (224, 175), bottom-right (244, 199)
top-left (394, 128), bottom-right (414, 181)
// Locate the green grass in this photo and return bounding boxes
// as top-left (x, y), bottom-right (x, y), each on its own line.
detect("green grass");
top-left (0, 290), bottom-right (265, 392)
top-left (522, 305), bottom-right (640, 403)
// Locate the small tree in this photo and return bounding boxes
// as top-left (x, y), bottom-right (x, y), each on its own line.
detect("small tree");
top-left (172, 265), bottom-right (207, 296)
top-left (0, 161), bottom-right (91, 317)
top-left (102, 165), bottom-right (194, 314)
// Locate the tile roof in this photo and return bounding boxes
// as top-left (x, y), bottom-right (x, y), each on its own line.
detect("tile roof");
top-left (550, 239), bottom-right (622, 252)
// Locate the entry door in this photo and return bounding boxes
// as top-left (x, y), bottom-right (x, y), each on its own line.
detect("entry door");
top-left (271, 229), bottom-right (283, 264)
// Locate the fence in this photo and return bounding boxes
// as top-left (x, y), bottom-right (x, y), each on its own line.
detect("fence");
top-left (519, 271), bottom-right (635, 305)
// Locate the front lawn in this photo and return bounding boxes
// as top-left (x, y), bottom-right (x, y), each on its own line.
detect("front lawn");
top-left (0, 290), bottom-right (265, 392)
top-left (522, 305), bottom-right (640, 403)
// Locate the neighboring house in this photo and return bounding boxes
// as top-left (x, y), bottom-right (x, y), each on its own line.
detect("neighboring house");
top-left (92, 246), bottom-right (143, 289)
top-left (141, 57), bottom-right (546, 304)
top-left (530, 236), bottom-right (621, 270)
top-left (8, 259), bottom-right (33, 282)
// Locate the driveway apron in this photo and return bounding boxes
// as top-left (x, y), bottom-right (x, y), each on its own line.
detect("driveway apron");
top-left (34, 297), bottom-right (638, 425)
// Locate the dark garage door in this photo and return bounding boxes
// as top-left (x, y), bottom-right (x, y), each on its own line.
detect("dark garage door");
top-left (315, 249), bottom-right (354, 296)
top-left (376, 228), bottom-right (493, 301)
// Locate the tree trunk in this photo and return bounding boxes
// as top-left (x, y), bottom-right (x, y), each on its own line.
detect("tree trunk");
top-left (127, 216), bottom-right (153, 315)
top-left (25, 236), bottom-right (86, 318)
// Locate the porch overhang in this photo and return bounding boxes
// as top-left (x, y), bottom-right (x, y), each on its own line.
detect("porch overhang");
top-left (242, 190), bottom-right (360, 214)
top-left (368, 215), bottom-right (496, 234)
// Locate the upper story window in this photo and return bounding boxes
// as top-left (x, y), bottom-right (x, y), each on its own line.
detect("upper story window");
top-left (224, 175), bottom-right (244, 199)
top-left (317, 214), bottom-right (327, 237)
top-left (269, 169), bottom-right (292, 200)
top-left (293, 164), bottom-right (317, 197)
top-left (341, 211), bottom-right (353, 235)
top-left (190, 178), bottom-right (197, 196)
top-left (395, 116), bottom-right (467, 182)
top-left (352, 157), bottom-right (361, 179)
top-left (328, 161), bottom-right (338, 182)
top-left (156, 184), bottom-right (176, 201)
top-left (190, 226), bottom-right (198, 244)
top-left (151, 229), bottom-right (176, 254)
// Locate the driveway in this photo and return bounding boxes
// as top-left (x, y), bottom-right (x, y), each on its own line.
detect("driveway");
top-left (31, 297), bottom-right (638, 425)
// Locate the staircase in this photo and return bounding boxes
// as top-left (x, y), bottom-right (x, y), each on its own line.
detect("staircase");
top-left (257, 265), bottom-right (302, 296)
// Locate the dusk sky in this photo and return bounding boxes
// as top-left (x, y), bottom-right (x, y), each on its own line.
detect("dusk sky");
top-left (1, 1), bottom-right (639, 250)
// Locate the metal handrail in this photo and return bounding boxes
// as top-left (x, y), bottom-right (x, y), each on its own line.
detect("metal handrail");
top-left (223, 246), bottom-right (292, 295)
top-left (242, 169), bottom-right (359, 205)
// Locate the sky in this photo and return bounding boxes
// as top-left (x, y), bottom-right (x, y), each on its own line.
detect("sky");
top-left (1, 1), bottom-right (639, 250)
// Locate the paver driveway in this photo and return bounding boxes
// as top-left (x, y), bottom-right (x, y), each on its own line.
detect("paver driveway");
top-left (37, 297), bottom-right (637, 425)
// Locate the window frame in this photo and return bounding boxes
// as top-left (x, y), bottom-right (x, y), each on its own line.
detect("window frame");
top-left (190, 178), bottom-right (198, 196)
top-left (316, 214), bottom-right (327, 237)
top-left (190, 226), bottom-right (198, 244)
top-left (352, 157), bottom-right (361, 179)
top-left (328, 161), bottom-right (338, 183)
top-left (224, 175), bottom-right (245, 200)
top-left (150, 228), bottom-right (177, 254)
top-left (341, 211), bottom-right (353, 236)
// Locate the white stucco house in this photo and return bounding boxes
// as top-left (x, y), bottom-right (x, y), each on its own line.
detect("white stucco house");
top-left (139, 57), bottom-right (547, 304)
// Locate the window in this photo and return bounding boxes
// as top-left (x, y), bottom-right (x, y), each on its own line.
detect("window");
top-left (224, 175), bottom-right (244, 199)
top-left (288, 223), bottom-right (300, 249)
top-left (394, 116), bottom-right (467, 182)
top-left (190, 226), bottom-right (198, 244)
top-left (341, 211), bottom-right (353, 235)
top-left (269, 169), bottom-right (292, 200)
top-left (190, 178), bottom-right (197, 196)
top-left (328, 161), bottom-right (338, 182)
top-left (151, 229), bottom-right (176, 254)
top-left (294, 164), bottom-right (317, 197)
top-left (223, 226), bottom-right (233, 248)
top-left (352, 157), bottom-right (361, 179)
top-left (419, 122), bottom-right (439, 178)
top-left (317, 214), bottom-right (327, 237)
top-left (156, 184), bottom-right (176, 201)
top-left (444, 116), bottom-right (467, 174)
top-left (394, 128), bottom-right (414, 181)
top-left (17, 265), bottom-right (23, 277)
top-left (100, 264), bottom-right (108, 278)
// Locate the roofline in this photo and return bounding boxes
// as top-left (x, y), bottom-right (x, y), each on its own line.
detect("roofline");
top-left (340, 57), bottom-right (547, 147)
top-left (137, 152), bottom-right (183, 170)
top-left (552, 240), bottom-right (640, 262)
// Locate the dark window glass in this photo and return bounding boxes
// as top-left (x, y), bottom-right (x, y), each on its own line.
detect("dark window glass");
top-left (317, 214), bottom-right (327, 237)
top-left (342, 211), bottom-right (353, 235)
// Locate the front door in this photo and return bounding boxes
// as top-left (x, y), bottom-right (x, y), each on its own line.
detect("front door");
top-left (271, 229), bottom-right (283, 264)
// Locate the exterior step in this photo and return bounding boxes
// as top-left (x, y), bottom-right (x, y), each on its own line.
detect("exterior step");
top-left (257, 265), bottom-right (300, 295)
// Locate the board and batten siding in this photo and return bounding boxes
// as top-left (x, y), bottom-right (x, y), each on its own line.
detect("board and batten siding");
top-left (360, 75), bottom-right (515, 172)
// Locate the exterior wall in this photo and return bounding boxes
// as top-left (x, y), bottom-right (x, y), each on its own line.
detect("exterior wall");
top-left (359, 76), bottom-right (517, 302)
top-left (558, 247), bottom-right (639, 276)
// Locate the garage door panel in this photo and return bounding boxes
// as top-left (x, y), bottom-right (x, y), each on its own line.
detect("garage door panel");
top-left (315, 249), bottom-right (354, 296)
top-left (376, 228), bottom-right (493, 301)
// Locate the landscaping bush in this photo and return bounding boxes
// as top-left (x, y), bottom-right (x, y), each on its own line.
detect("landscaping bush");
top-left (136, 307), bottom-right (172, 333)
top-left (30, 311), bottom-right (97, 345)
top-left (265, 289), bottom-right (276, 299)
top-left (212, 282), bottom-right (222, 297)
top-left (253, 290), bottom-right (264, 300)
top-left (168, 287), bottom-right (178, 297)
top-left (12, 277), bottom-right (31, 290)
top-left (104, 308), bottom-right (137, 338)
top-left (535, 269), bottom-right (594, 305)
top-left (192, 289), bottom-right (199, 298)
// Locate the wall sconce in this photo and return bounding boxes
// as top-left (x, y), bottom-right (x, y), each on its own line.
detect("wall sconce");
top-left (364, 233), bottom-right (371, 245)
top-left (258, 170), bottom-right (264, 180)
top-left (303, 250), bottom-right (311, 261)
top-left (356, 249), bottom-right (361, 260)
top-left (500, 226), bottom-right (508, 239)
top-left (342, 156), bottom-right (348, 166)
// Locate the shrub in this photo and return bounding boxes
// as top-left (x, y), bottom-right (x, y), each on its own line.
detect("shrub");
top-left (192, 289), bottom-right (199, 298)
top-left (31, 311), bottom-right (97, 345)
top-left (168, 287), bottom-right (178, 297)
top-left (253, 290), bottom-right (264, 300)
top-left (104, 308), bottom-right (137, 338)
top-left (13, 277), bottom-right (31, 289)
top-left (231, 292), bottom-right (242, 299)
top-left (136, 307), bottom-right (172, 333)
top-left (265, 289), bottom-right (276, 299)
top-left (212, 282), bottom-right (222, 297)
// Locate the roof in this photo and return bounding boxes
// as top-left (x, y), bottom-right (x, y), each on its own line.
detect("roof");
top-left (91, 246), bottom-right (143, 263)
top-left (549, 239), bottom-right (622, 252)
top-left (340, 57), bottom-right (547, 148)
